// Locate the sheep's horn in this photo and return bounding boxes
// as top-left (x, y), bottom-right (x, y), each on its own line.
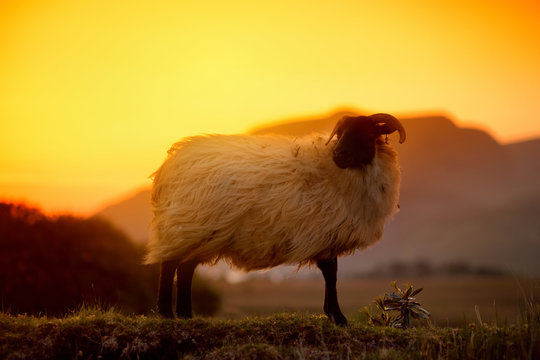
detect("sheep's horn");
top-left (325, 116), bottom-right (348, 146)
top-left (369, 113), bottom-right (406, 144)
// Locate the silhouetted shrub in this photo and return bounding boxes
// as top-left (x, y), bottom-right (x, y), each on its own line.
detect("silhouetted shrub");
top-left (0, 202), bottom-right (221, 316)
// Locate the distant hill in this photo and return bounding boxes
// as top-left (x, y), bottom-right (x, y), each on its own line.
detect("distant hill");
top-left (96, 189), bottom-right (152, 244)
top-left (96, 110), bottom-right (540, 275)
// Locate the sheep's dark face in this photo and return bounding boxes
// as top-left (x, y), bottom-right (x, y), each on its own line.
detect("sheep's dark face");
top-left (327, 114), bottom-right (406, 169)
top-left (331, 117), bottom-right (378, 169)
top-left (331, 116), bottom-right (403, 169)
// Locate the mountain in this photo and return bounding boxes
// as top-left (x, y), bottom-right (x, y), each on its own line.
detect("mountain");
top-left (96, 189), bottom-right (152, 244)
top-left (96, 110), bottom-right (540, 276)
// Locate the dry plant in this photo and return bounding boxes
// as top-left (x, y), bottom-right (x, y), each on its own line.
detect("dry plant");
top-left (364, 281), bottom-right (431, 328)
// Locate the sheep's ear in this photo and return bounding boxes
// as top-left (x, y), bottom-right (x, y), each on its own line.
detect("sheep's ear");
top-left (325, 117), bottom-right (349, 146)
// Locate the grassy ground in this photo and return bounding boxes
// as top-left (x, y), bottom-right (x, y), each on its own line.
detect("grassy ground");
top-left (2, 276), bottom-right (538, 359)
top-left (1, 308), bottom-right (539, 360)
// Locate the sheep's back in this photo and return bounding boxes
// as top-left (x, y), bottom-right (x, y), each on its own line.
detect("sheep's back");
top-left (145, 134), bottom-right (307, 265)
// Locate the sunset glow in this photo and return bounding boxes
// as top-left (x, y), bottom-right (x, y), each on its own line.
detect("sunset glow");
top-left (1, 0), bottom-right (539, 214)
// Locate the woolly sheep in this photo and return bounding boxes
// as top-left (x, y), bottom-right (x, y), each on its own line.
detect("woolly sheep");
top-left (145, 113), bottom-right (406, 326)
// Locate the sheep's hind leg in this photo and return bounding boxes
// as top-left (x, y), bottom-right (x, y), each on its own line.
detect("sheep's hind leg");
top-left (317, 257), bottom-right (348, 326)
top-left (157, 260), bottom-right (177, 318)
top-left (176, 260), bottom-right (198, 319)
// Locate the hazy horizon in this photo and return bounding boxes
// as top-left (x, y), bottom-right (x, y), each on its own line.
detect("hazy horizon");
top-left (2, 110), bottom-right (539, 216)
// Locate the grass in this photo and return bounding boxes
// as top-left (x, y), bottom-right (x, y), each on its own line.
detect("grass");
top-left (1, 306), bottom-right (539, 360)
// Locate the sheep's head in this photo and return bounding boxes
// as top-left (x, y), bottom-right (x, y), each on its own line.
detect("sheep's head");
top-left (326, 113), bottom-right (406, 169)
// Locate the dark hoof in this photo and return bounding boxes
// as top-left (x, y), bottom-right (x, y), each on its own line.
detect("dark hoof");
top-left (157, 306), bottom-right (174, 318)
top-left (335, 314), bottom-right (348, 327)
top-left (328, 313), bottom-right (348, 327)
top-left (176, 313), bottom-right (192, 320)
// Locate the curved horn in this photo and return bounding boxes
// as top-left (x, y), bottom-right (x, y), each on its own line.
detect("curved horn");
top-left (325, 116), bottom-right (348, 146)
top-left (368, 113), bottom-right (406, 144)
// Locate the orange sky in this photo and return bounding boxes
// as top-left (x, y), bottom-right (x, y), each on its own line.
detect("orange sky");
top-left (1, 0), bottom-right (539, 215)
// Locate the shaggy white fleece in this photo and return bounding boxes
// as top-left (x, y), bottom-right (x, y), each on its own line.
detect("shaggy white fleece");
top-left (145, 133), bottom-right (401, 271)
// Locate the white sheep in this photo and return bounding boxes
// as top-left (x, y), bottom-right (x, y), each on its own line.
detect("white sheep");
top-left (145, 113), bottom-right (406, 326)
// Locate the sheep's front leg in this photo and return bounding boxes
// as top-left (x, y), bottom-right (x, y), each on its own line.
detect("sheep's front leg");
top-left (176, 260), bottom-right (198, 319)
top-left (317, 257), bottom-right (348, 326)
top-left (157, 260), bottom-right (178, 318)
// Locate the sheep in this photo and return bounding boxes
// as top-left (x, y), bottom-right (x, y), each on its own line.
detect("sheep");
top-left (145, 113), bottom-right (406, 326)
